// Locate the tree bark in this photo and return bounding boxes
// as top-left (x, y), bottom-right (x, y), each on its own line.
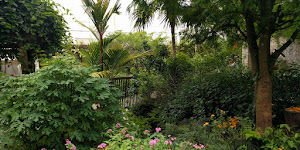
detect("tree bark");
top-left (255, 0), bottom-right (274, 129)
top-left (99, 31), bottom-right (104, 71)
top-left (170, 20), bottom-right (176, 59)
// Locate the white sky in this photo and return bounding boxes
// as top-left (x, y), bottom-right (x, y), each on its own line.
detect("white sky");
top-left (53, 0), bottom-right (183, 44)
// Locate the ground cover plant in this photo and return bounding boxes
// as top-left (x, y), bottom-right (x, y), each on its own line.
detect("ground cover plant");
top-left (0, 56), bottom-right (123, 149)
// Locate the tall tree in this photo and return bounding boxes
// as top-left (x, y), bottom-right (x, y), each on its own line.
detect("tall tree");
top-left (182, 0), bottom-right (300, 129)
top-left (128, 0), bottom-right (182, 58)
top-left (78, 0), bottom-right (121, 71)
top-left (0, 0), bottom-right (67, 73)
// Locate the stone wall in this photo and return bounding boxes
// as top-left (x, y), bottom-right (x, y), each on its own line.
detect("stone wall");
top-left (242, 39), bottom-right (300, 67)
top-left (1, 58), bottom-right (22, 76)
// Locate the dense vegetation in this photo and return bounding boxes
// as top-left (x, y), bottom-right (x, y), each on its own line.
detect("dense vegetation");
top-left (0, 0), bottom-right (299, 149)
top-left (0, 0), bottom-right (68, 73)
top-left (0, 57), bottom-right (123, 149)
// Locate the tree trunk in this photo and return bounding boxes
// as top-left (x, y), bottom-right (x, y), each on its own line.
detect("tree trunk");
top-left (243, 0), bottom-right (274, 129)
top-left (99, 31), bottom-right (104, 71)
top-left (19, 44), bottom-right (29, 73)
top-left (255, 0), bottom-right (273, 129)
top-left (170, 21), bottom-right (176, 59)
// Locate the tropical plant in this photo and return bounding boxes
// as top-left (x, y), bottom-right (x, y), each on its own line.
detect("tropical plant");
top-left (77, 0), bottom-right (121, 71)
top-left (128, 0), bottom-right (183, 58)
top-left (77, 1), bottom-right (153, 77)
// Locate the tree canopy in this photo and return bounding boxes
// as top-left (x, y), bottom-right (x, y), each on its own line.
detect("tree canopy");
top-left (181, 0), bottom-right (300, 129)
top-left (0, 0), bottom-right (68, 73)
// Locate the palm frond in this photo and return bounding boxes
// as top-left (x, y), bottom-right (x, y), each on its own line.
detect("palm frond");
top-left (90, 70), bottom-right (112, 78)
top-left (127, 0), bottom-right (158, 30)
top-left (75, 20), bottom-right (100, 40)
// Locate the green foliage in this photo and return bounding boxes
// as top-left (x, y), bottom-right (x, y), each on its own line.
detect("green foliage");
top-left (164, 67), bottom-right (254, 122)
top-left (107, 31), bottom-right (169, 74)
top-left (163, 112), bottom-right (256, 150)
top-left (243, 124), bottom-right (300, 149)
top-left (0, 56), bottom-right (123, 150)
top-left (272, 65), bottom-right (300, 125)
top-left (165, 53), bottom-right (194, 88)
top-left (0, 0), bottom-right (68, 72)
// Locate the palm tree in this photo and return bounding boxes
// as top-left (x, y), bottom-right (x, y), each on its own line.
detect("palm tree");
top-left (77, 0), bottom-right (121, 71)
top-left (77, 0), bottom-right (153, 77)
top-left (128, 0), bottom-right (182, 58)
top-left (78, 39), bottom-right (153, 78)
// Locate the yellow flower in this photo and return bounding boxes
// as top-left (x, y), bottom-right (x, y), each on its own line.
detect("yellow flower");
top-left (220, 110), bottom-right (225, 115)
top-left (203, 122), bottom-right (209, 126)
top-left (211, 114), bottom-right (215, 118)
top-left (223, 122), bottom-right (228, 127)
top-left (218, 123), bottom-right (222, 128)
top-left (278, 147), bottom-right (284, 150)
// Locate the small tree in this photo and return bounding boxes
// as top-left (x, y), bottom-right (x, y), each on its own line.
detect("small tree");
top-left (77, 0), bottom-right (121, 71)
top-left (0, 0), bottom-right (68, 73)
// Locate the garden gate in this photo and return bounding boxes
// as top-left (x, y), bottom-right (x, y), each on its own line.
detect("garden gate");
top-left (110, 77), bottom-right (138, 108)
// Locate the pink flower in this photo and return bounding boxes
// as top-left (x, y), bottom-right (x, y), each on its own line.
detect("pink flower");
top-left (66, 139), bottom-right (71, 144)
top-left (124, 127), bottom-right (128, 130)
top-left (71, 146), bottom-right (76, 150)
top-left (144, 130), bottom-right (149, 133)
top-left (41, 148), bottom-right (46, 150)
top-left (126, 134), bottom-right (130, 137)
top-left (107, 129), bottom-right (112, 132)
top-left (169, 140), bottom-right (173, 145)
top-left (116, 123), bottom-right (121, 128)
top-left (140, 146), bottom-right (144, 150)
top-left (129, 136), bottom-right (134, 141)
top-left (155, 127), bottom-right (161, 132)
top-left (164, 140), bottom-right (169, 145)
top-left (168, 135), bottom-right (171, 137)
top-left (97, 143), bottom-right (107, 149)
top-left (200, 144), bottom-right (205, 149)
top-left (154, 138), bottom-right (159, 142)
top-left (149, 140), bottom-right (157, 147)
top-left (122, 130), bottom-right (126, 134)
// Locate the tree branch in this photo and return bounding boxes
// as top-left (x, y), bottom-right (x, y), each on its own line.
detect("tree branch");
top-left (270, 29), bottom-right (300, 66)
top-left (234, 23), bottom-right (247, 40)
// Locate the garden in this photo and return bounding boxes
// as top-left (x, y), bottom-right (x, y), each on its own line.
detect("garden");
top-left (0, 0), bottom-right (300, 150)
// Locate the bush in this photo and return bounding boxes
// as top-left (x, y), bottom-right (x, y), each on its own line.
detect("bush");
top-left (165, 53), bottom-right (194, 88)
top-left (0, 56), bottom-right (123, 150)
top-left (272, 66), bottom-right (300, 125)
top-left (164, 68), bottom-right (254, 122)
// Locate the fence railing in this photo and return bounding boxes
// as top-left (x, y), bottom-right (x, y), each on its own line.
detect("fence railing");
top-left (110, 77), bottom-right (138, 108)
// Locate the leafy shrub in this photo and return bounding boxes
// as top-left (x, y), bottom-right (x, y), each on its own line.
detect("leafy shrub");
top-left (243, 124), bottom-right (300, 149)
top-left (165, 53), bottom-right (194, 88)
top-left (272, 66), bottom-right (300, 125)
top-left (164, 68), bottom-right (254, 122)
top-left (0, 56), bottom-right (123, 150)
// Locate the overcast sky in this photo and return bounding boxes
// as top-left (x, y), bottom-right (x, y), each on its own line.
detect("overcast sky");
top-left (53, 0), bottom-right (182, 43)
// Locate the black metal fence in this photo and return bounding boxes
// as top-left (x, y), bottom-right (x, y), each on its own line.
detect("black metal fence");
top-left (111, 77), bottom-right (138, 108)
